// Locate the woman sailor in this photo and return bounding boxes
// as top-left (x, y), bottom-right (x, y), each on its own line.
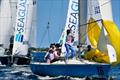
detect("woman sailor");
top-left (65, 29), bottom-right (75, 63)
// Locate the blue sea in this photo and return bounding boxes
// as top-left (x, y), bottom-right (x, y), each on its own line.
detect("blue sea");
top-left (0, 64), bottom-right (120, 80)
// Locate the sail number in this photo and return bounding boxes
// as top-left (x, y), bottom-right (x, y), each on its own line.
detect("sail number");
top-left (94, 6), bottom-right (100, 14)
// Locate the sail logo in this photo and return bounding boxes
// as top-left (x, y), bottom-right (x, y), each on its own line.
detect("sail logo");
top-left (14, 0), bottom-right (27, 42)
top-left (16, 0), bottom-right (27, 33)
top-left (15, 34), bottom-right (23, 42)
top-left (68, 1), bottom-right (78, 31)
top-left (58, 0), bottom-right (78, 44)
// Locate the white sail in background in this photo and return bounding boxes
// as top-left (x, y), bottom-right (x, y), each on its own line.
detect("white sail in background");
top-left (0, 0), bottom-right (12, 48)
top-left (29, 0), bottom-right (36, 47)
top-left (22, 0), bottom-right (34, 54)
top-left (87, 0), bottom-right (117, 63)
top-left (10, 0), bottom-right (18, 36)
top-left (99, 0), bottom-right (113, 20)
top-left (59, 0), bottom-right (78, 52)
top-left (12, 0), bottom-right (34, 55)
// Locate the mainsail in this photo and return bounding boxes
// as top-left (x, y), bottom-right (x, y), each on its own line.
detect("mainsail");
top-left (59, 0), bottom-right (78, 52)
top-left (29, 0), bottom-right (36, 47)
top-left (12, 0), bottom-right (34, 56)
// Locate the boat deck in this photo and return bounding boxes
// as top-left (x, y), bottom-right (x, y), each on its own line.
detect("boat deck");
top-left (31, 59), bottom-right (108, 65)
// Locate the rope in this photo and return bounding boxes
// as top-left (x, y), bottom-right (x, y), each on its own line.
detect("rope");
top-left (40, 22), bottom-right (51, 47)
top-left (80, 19), bottom-right (102, 43)
top-left (40, 24), bottom-right (49, 47)
top-left (47, 22), bottom-right (51, 44)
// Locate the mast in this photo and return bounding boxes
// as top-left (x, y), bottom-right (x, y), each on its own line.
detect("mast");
top-left (78, 0), bottom-right (80, 57)
top-left (78, 0), bottom-right (87, 58)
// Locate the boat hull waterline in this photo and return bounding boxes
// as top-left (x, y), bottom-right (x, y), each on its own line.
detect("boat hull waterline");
top-left (30, 63), bottom-right (110, 77)
top-left (0, 56), bottom-right (30, 65)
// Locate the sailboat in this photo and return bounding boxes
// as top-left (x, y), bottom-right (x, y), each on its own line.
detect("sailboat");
top-left (0, 0), bottom-right (36, 65)
top-left (0, 0), bottom-right (13, 65)
top-left (29, 0), bottom-right (120, 78)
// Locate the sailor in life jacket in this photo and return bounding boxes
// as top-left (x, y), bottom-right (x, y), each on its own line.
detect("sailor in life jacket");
top-left (65, 29), bottom-right (75, 61)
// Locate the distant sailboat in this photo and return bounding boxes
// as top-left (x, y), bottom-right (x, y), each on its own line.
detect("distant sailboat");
top-left (11, 0), bottom-right (37, 65)
top-left (0, 0), bottom-right (13, 65)
top-left (30, 0), bottom-right (113, 78)
top-left (0, 0), bottom-right (36, 65)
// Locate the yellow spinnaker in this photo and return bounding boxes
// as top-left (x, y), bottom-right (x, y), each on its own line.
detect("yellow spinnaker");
top-left (87, 18), bottom-right (100, 48)
top-left (103, 20), bottom-right (120, 64)
top-left (87, 18), bottom-right (120, 64)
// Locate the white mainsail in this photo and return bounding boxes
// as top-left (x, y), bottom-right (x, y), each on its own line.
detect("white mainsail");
top-left (12, 0), bottom-right (34, 56)
top-left (87, 0), bottom-right (117, 63)
top-left (10, 0), bottom-right (18, 36)
top-left (59, 0), bottom-right (78, 52)
top-left (0, 0), bottom-right (12, 48)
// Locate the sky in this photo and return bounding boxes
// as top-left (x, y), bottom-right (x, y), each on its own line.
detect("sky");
top-left (36, 0), bottom-right (120, 48)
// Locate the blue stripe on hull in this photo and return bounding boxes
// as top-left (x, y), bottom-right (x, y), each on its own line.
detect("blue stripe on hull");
top-left (30, 63), bottom-right (110, 77)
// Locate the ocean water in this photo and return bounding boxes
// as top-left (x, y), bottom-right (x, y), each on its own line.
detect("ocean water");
top-left (0, 65), bottom-right (120, 80)
top-left (0, 65), bottom-right (83, 80)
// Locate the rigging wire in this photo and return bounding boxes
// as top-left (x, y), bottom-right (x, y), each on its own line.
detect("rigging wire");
top-left (80, 19), bottom-right (102, 41)
top-left (58, 0), bottom-right (64, 41)
top-left (39, 0), bottom-right (52, 47)
top-left (40, 22), bottom-right (50, 47)
top-left (40, 22), bottom-right (51, 47)
top-left (47, 22), bottom-right (51, 44)
top-left (100, 0), bottom-right (111, 6)
top-left (47, 0), bottom-right (53, 44)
